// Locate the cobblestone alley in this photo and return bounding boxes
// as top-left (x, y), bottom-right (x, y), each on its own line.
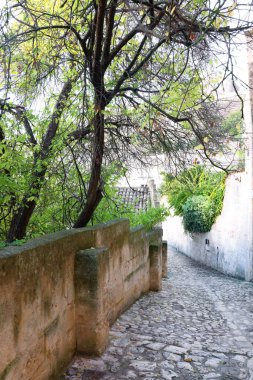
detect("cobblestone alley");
top-left (63, 248), bottom-right (253, 380)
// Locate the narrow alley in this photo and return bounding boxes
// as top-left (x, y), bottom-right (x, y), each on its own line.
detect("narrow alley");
top-left (63, 248), bottom-right (253, 380)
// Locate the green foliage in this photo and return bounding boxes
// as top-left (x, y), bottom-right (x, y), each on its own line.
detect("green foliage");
top-left (0, 239), bottom-right (26, 249)
top-left (84, 163), bottom-right (169, 231)
top-left (221, 110), bottom-right (245, 171)
top-left (129, 207), bottom-right (169, 231)
top-left (161, 165), bottom-right (226, 233)
top-left (92, 193), bottom-right (168, 232)
top-left (1, 0), bottom-right (249, 242)
top-left (0, 136), bottom-right (167, 241)
top-left (221, 110), bottom-right (243, 137)
top-left (183, 195), bottom-right (215, 233)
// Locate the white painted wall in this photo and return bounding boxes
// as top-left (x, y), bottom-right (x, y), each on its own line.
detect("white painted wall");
top-left (163, 172), bottom-right (253, 281)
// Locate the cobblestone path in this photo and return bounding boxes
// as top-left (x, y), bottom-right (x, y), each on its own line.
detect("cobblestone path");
top-left (63, 248), bottom-right (253, 380)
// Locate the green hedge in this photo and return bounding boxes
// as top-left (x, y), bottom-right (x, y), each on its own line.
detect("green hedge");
top-left (183, 195), bottom-right (215, 233)
top-left (161, 165), bottom-right (226, 233)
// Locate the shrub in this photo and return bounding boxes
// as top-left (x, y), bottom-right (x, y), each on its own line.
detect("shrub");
top-left (183, 195), bottom-right (215, 233)
top-left (128, 206), bottom-right (169, 231)
top-left (92, 196), bottom-right (168, 231)
top-left (161, 165), bottom-right (226, 233)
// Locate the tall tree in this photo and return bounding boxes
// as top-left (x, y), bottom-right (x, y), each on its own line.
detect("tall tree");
top-left (0, 0), bottom-right (252, 241)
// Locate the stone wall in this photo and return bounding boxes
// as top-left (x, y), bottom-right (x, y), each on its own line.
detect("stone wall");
top-left (0, 219), bottom-right (165, 380)
top-left (163, 172), bottom-right (253, 281)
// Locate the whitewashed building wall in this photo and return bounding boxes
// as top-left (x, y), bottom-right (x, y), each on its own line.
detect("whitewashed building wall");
top-left (163, 172), bottom-right (253, 280)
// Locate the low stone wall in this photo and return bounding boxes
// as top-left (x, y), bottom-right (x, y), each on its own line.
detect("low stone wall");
top-left (0, 219), bottom-right (166, 380)
top-left (163, 172), bottom-right (253, 281)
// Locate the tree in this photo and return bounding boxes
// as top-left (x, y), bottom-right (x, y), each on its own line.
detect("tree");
top-left (0, 0), bottom-right (252, 241)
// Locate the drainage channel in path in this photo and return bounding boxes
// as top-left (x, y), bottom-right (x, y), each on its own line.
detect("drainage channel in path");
top-left (62, 247), bottom-right (253, 380)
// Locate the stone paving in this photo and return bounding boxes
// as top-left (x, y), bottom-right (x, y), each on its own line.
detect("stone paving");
top-left (62, 248), bottom-right (253, 380)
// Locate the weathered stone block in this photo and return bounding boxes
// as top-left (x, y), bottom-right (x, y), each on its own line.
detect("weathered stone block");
top-left (75, 248), bottom-right (110, 355)
top-left (147, 227), bottom-right (163, 245)
top-left (149, 243), bottom-right (163, 291)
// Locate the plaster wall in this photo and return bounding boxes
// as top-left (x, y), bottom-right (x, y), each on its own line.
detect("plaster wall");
top-left (163, 172), bottom-right (253, 280)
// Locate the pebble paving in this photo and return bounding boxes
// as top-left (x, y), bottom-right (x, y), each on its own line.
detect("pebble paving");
top-left (62, 248), bottom-right (253, 380)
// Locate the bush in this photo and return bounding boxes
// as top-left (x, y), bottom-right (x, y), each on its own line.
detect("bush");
top-left (92, 196), bottom-right (168, 231)
top-left (183, 195), bottom-right (215, 233)
top-left (128, 207), bottom-right (169, 231)
top-left (161, 165), bottom-right (226, 233)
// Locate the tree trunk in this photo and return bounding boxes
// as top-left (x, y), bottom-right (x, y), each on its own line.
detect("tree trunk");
top-left (73, 0), bottom-right (107, 228)
top-left (6, 78), bottom-right (75, 242)
top-left (6, 168), bottom-right (46, 242)
top-left (7, 199), bottom-right (37, 242)
top-left (73, 103), bottom-right (105, 228)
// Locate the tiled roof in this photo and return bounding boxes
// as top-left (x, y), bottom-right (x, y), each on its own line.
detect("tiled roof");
top-left (117, 185), bottom-right (151, 211)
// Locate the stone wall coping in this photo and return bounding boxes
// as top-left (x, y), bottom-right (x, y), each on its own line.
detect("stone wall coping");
top-left (0, 218), bottom-right (130, 259)
top-left (147, 227), bottom-right (163, 244)
top-left (130, 225), bottom-right (145, 234)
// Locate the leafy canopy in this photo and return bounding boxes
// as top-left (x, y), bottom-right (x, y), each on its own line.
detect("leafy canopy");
top-left (0, 0), bottom-right (252, 241)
